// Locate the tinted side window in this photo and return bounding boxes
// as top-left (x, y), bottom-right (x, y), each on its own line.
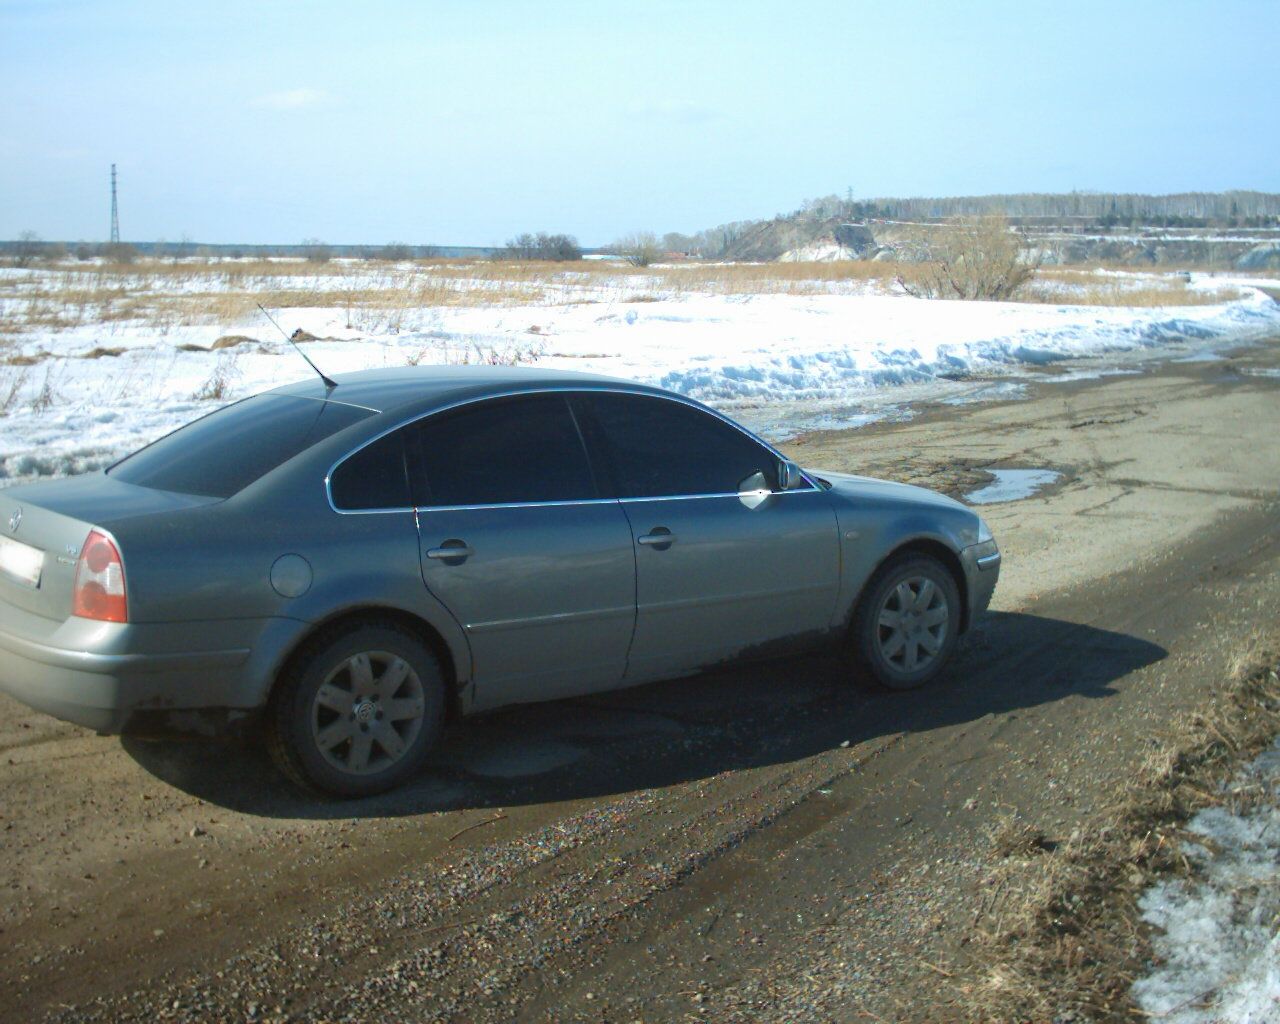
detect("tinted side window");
top-left (109, 395), bottom-right (372, 499)
top-left (330, 431), bottom-right (411, 510)
top-left (411, 395), bottom-right (596, 507)
top-left (578, 393), bottom-right (776, 498)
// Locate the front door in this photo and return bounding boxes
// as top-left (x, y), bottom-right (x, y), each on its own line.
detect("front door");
top-left (620, 489), bottom-right (839, 680)
top-left (408, 394), bottom-right (636, 709)
top-left (571, 392), bottom-right (841, 682)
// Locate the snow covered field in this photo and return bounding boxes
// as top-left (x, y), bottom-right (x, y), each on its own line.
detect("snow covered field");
top-left (0, 260), bottom-right (1277, 482)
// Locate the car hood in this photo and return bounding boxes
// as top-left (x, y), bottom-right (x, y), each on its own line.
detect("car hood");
top-left (808, 469), bottom-right (971, 514)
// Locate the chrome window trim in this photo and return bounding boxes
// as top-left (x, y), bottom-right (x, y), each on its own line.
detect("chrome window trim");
top-left (420, 497), bottom-right (620, 514)
top-left (410, 490), bottom-right (824, 515)
top-left (617, 490), bottom-right (821, 505)
top-left (325, 506), bottom-right (418, 517)
top-left (324, 385), bottom-right (819, 515)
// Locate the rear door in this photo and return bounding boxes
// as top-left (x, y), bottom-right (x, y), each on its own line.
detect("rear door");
top-left (408, 394), bottom-right (636, 709)
top-left (573, 392), bottom-right (840, 682)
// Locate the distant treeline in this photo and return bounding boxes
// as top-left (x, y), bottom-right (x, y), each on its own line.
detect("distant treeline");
top-left (802, 190), bottom-right (1280, 223)
top-left (665, 190), bottom-right (1280, 258)
top-left (0, 239), bottom-right (499, 261)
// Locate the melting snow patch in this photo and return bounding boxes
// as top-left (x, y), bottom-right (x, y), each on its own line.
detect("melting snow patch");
top-left (965, 468), bottom-right (1062, 505)
top-left (1132, 738), bottom-right (1280, 1023)
top-left (937, 381), bottom-right (1028, 406)
top-left (1036, 367), bottom-right (1144, 384)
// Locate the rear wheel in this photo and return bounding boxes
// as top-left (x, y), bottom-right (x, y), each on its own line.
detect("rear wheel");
top-left (850, 554), bottom-right (961, 690)
top-left (268, 624), bottom-right (445, 797)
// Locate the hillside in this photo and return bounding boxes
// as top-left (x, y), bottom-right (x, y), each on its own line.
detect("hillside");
top-left (673, 191), bottom-right (1280, 265)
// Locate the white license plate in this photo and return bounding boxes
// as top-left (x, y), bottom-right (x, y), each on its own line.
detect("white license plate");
top-left (0, 535), bottom-right (43, 588)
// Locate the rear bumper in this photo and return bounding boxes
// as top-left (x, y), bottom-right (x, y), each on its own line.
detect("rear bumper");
top-left (0, 626), bottom-right (255, 735)
top-left (0, 609), bottom-right (283, 737)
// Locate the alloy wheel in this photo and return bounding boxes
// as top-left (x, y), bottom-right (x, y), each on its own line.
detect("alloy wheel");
top-left (875, 575), bottom-right (950, 675)
top-left (309, 650), bottom-right (427, 775)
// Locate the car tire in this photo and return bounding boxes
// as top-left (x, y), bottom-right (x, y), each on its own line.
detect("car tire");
top-left (267, 623), bottom-right (445, 798)
top-left (850, 553), bottom-right (961, 691)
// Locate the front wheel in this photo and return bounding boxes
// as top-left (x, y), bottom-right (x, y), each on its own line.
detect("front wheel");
top-left (850, 554), bottom-right (961, 690)
top-left (268, 624), bottom-right (445, 797)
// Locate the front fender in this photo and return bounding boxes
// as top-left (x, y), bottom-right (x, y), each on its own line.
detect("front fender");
top-left (829, 503), bottom-right (971, 631)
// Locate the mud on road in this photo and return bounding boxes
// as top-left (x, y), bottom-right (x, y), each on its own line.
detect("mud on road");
top-left (2, 340), bottom-right (1279, 1022)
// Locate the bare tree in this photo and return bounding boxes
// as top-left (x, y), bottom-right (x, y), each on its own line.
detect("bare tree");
top-left (13, 230), bottom-right (42, 268)
top-left (614, 231), bottom-right (662, 267)
top-left (500, 232), bottom-right (582, 262)
top-left (302, 238), bottom-right (332, 264)
top-left (102, 242), bottom-right (139, 265)
top-left (896, 216), bottom-right (1039, 301)
top-left (539, 233), bottom-right (581, 261)
top-left (500, 232), bottom-right (538, 260)
top-left (662, 232), bottom-right (695, 255)
top-left (376, 241), bottom-right (413, 261)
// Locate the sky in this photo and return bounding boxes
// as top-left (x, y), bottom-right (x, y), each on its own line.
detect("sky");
top-left (3, 0), bottom-right (1278, 247)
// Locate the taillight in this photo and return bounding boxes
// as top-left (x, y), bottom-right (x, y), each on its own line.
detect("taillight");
top-left (73, 529), bottom-right (127, 622)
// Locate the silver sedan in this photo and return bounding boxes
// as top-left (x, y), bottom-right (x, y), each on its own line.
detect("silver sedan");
top-left (0, 367), bottom-right (1000, 796)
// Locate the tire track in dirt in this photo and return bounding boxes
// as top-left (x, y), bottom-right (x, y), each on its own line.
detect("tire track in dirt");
top-left (49, 736), bottom-right (905, 1022)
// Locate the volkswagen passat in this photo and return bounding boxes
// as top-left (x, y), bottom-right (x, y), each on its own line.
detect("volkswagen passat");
top-left (0, 367), bottom-right (999, 796)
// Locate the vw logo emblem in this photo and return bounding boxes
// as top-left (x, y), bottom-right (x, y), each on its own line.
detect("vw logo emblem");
top-left (7, 507), bottom-right (20, 533)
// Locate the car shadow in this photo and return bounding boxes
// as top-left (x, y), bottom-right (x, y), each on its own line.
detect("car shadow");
top-left (120, 610), bottom-right (1165, 819)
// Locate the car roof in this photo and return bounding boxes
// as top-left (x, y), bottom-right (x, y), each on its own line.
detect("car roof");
top-left (267, 365), bottom-right (666, 416)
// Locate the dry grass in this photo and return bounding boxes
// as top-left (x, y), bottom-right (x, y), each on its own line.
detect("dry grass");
top-left (650, 259), bottom-right (894, 295)
top-left (0, 258), bottom-right (901, 338)
top-left (0, 257), bottom-right (1262, 342)
top-left (191, 353), bottom-right (240, 401)
top-left (0, 261), bottom-right (558, 334)
top-left (1029, 268), bottom-right (1244, 306)
top-left (0, 366), bottom-right (29, 415)
top-left (948, 652), bottom-right (1280, 1023)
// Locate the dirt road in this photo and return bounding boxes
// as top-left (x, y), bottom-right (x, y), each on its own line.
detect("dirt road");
top-left (2, 341), bottom-right (1278, 1022)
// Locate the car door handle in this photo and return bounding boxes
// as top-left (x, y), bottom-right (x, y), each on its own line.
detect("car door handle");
top-left (637, 529), bottom-right (676, 548)
top-left (426, 542), bottom-right (474, 561)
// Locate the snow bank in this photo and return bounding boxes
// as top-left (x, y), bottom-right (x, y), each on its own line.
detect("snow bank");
top-left (1132, 738), bottom-right (1280, 1023)
top-left (529, 284), bottom-right (1279, 405)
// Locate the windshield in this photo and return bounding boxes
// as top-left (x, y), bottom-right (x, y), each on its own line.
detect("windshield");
top-left (108, 394), bottom-right (373, 498)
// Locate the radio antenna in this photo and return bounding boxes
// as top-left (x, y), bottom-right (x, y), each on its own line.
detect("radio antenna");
top-left (256, 304), bottom-right (338, 389)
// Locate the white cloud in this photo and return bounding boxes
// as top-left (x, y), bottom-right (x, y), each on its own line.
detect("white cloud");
top-left (249, 88), bottom-right (326, 111)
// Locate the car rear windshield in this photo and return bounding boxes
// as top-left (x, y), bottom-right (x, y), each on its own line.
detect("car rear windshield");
top-left (108, 395), bottom-right (373, 498)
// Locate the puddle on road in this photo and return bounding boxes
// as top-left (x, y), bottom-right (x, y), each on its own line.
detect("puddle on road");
top-left (966, 468), bottom-right (1062, 505)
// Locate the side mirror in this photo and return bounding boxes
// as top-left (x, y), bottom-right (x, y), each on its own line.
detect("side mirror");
top-left (737, 470), bottom-right (770, 509)
top-left (777, 459), bottom-right (805, 491)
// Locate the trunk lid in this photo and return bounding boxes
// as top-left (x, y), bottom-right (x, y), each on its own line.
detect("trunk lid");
top-left (0, 474), bottom-right (218, 623)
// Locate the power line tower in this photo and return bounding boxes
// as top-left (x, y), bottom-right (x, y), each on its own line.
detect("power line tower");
top-left (109, 164), bottom-right (120, 243)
